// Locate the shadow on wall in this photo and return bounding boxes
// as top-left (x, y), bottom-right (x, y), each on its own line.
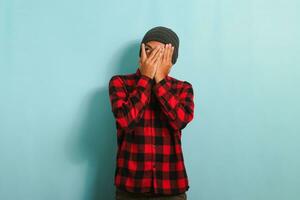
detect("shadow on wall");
top-left (65, 40), bottom-right (141, 200)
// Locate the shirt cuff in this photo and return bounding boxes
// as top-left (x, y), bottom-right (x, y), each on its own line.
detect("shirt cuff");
top-left (137, 75), bottom-right (154, 91)
top-left (152, 77), bottom-right (168, 96)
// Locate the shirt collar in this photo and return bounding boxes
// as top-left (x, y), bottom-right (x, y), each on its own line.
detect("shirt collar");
top-left (136, 68), bottom-right (171, 82)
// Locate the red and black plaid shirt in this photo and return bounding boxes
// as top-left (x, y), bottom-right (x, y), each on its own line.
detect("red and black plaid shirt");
top-left (108, 68), bottom-right (194, 196)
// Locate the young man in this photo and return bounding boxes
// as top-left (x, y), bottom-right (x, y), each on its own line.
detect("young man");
top-left (109, 26), bottom-right (194, 199)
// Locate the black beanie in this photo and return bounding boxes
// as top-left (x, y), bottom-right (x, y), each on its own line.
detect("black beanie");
top-left (139, 26), bottom-right (179, 64)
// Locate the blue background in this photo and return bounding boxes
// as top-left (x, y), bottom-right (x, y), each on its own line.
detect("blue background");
top-left (1, 0), bottom-right (299, 199)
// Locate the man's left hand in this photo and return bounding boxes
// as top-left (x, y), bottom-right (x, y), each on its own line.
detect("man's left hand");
top-left (154, 43), bottom-right (174, 83)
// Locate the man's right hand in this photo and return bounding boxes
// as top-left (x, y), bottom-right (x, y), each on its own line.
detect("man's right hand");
top-left (138, 43), bottom-right (164, 79)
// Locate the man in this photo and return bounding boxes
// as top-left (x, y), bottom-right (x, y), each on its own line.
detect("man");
top-left (108, 26), bottom-right (194, 199)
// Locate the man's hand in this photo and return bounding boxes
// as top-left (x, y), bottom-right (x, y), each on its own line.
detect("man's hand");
top-left (154, 43), bottom-right (174, 83)
top-left (139, 43), bottom-right (163, 79)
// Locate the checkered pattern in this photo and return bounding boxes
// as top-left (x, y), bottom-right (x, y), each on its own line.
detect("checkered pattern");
top-left (108, 68), bottom-right (194, 195)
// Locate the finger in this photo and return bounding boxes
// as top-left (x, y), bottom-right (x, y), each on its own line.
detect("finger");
top-left (148, 46), bottom-right (159, 60)
top-left (149, 46), bottom-right (162, 62)
top-left (154, 50), bottom-right (163, 65)
top-left (166, 44), bottom-right (171, 63)
top-left (141, 43), bottom-right (147, 61)
top-left (169, 45), bottom-right (174, 63)
top-left (162, 44), bottom-right (167, 63)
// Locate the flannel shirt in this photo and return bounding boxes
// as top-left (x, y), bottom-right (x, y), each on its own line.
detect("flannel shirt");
top-left (108, 68), bottom-right (194, 195)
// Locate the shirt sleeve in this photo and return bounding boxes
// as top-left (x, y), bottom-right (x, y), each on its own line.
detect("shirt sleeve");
top-left (108, 75), bottom-right (153, 131)
top-left (152, 78), bottom-right (194, 131)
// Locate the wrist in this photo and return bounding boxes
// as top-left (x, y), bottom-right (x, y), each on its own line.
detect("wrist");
top-left (155, 76), bottom-right (165, 83)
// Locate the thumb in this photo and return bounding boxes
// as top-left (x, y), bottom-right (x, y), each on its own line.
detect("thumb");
top-left (138, 57), bottom-right (142, 67)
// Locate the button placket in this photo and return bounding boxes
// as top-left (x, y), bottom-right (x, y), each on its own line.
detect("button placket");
top-left (152, 144), bottom-right (156, 168)
top-left (151, 109), bottom-right (157, 194)
top-left (152, 112), bottom-right (156, 169)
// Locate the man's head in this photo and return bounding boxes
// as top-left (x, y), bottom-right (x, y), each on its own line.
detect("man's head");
top-left (139, 26), bottom-right (179, 64)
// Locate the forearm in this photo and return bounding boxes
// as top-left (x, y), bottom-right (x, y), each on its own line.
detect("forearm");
top-left (153, 78), bottom-right (194, 131)
top-left (109, 75), bottom-right (153, 130)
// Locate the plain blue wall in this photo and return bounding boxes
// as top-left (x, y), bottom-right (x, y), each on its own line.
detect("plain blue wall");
top-left (1, 0), bottom-right (299, 199)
